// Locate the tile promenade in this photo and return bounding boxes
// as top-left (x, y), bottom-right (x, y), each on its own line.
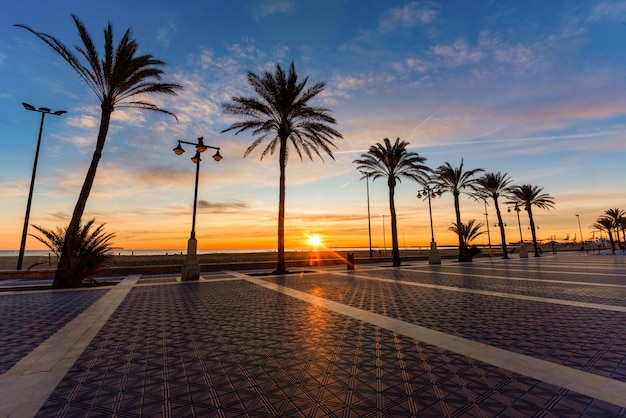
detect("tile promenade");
top-left (0, 253), bottom-right (624, 417)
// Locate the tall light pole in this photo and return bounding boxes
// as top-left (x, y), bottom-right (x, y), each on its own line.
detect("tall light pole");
top-left (483, 200), bottom-right (492, 257)
top-left (382, 214), bottom-right (386, 254)
top-left (417, 185), bottom-right (442, 264)
top-left (17, 102), bottom-right (67, 270)
top-left (173, 137), bottom-right (222, 281)
top-left (508, 204), bottom-right (528, 258)
top-left (359, 171), bottom-right (373, 258)
top-left (576, 214), bottom-right (584, 251)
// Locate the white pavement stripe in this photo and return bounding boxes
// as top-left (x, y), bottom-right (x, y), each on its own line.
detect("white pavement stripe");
top-left (0, 275), bottom-right (140, 418)
top-left (330, 270), bottom-right (626, 313)
top-left (245, 276), bottom-right (626, 408)
top-left (442, 265), bottom-right (625, 278)
top-left (403, 266), bottom-right (626, 288)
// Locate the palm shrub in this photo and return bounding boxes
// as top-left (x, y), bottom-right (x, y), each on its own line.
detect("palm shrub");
top-left (448, 219), bottom-right (485, 261)
top-left (30, 219), bottom-right (116, 287)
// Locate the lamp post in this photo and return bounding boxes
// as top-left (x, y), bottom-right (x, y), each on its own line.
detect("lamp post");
top-left (508, 204), bottom-right (528, 258)
top-left (17, 102), bottom-right (67, 270)
top-left (359, 171), bottom-right (373, 258)
top-left (417, 185), bottom-right (442, 264)
top-left (483, 200), bottom-right (493, 257)
top-left (173, 137), bottom-right (222, 281)
top-left (576, 214), bottom-right (584, 251)
top-left (382, 214), bottom-right (386, 254)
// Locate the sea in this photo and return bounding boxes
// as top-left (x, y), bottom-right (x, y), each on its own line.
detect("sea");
top-left (0, 247), bottom-right (449, 257)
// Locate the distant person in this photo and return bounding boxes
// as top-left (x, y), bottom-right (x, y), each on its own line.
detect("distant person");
top-left (552, 243), bottom-right (557, 254)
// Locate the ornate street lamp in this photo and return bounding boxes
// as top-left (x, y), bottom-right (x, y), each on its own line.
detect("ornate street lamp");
top-left (417, 185), bottom-right (442, 264)
top-left (17, 102), bottom-right (67, 270)
top-left (508, 204), bottom-right (528, 258)
top-left (173, 137), bottom-right (222, 280)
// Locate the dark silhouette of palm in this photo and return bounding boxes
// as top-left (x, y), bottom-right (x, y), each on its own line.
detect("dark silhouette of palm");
top-left (30, 220), bottom-right (116, 283)
top-left (506, 184), bottom-right (555, 257)
top-left (604, 208), bottom-right (625, 250)
top-left (221, 62), bottom-right (342, 274)
top-left (592, 216), bottom-right (616, 254)
top-left (354, 138), bottom-right (430, 266)
top-left (17, 15), bottom-right (182, 288)
top-left (433, 160), bottom-right (483, 262)
top-left (472, 172), bottom-right (513, 259)
top-left (449, 219), bottom-right (485, 259)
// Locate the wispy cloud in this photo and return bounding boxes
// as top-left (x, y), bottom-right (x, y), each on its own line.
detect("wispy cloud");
top-left (252, 0), bottom-right (293, 21)
top-left (589, 0), bottom-right (626, 21)
top-left (156, 20), bottom-right (176, 47)
top-left (378, 2), bottom-right (437, 33)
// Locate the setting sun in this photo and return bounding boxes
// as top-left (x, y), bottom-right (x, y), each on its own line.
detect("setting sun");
top-left (307, 234), bottom-right (323, 249)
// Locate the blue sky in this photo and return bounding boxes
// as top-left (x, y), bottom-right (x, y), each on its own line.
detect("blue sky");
top-left (1, 0), bottom-right (625, 252)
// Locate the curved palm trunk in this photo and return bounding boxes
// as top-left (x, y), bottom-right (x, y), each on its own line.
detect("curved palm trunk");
top-left (493, 196), bottom-right (508, 259)
top-left (388, 179), bottom-right (401, 266)
top-left (453, 191), bottom-right (467, 262)
top-left (53, 107), bottom-right (112, 288)
top-left (527, 207), bottom-right (540, 257)
top-left (275, 137), bottom-right (288, 274)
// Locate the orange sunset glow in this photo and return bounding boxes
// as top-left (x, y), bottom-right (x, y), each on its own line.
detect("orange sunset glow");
top-left (1, 1), bottom-right (624, 256)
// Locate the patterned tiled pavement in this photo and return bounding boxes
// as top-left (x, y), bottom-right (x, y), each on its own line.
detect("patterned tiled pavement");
top-left (1, 253), bottom-right (625, 417)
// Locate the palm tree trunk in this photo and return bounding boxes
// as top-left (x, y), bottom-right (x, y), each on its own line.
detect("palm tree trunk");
top-left (388, 180), bottom-right (400, 266)
top-left (493, 197), bottom-right (508, 259)
top-left (453, 191), bottom-right (467, 261)
top-left (527, 207), bottom-right (540, 257)
top-left (607, 230), bottom-right (615, 254)
top-left (53, 108), bottom-right (112, 288)
top-left (275, 137), bottom-right (288, 274)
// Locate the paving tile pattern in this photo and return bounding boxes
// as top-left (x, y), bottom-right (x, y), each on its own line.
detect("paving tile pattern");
top-left (393, 266), bottom-right (626, 306)
top-left (0, 290), bottom-right (107, 374)
top-left (264, 273), bottom-right (626, 382)
top-left (36, 281), bottom-right (623, 417)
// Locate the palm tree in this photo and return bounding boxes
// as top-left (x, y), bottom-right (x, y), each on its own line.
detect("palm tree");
top-left (30, 219), bottom-right (116, 285)
top-left (592, 216), bottom-right (616, 254)
top-left (17, 16), bottom-right (182, 288)
top-left (506, 184), bottom-right (555, 257)
top-left (448, 219), bottom-right (485, 260)
top-left (221, 62), bottom-right (342, 274)
top-left (604, 208), bottom-right (625, 251)
top-left (472, 172), bottom-right (513, 259)
top-left (354, 138), bottom-right (430, 266)
top-left (433, 160), bottom-right (483, 262)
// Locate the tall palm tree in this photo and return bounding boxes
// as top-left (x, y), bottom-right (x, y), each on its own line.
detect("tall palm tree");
top-left (592, 216), bottom-right (616, 254)
top-left (17, 16), bottom-right (182, 288)
top-left (354, 138), bottom-right (430, 266)
top-left (221, 62), bottom-right (342, 274)
top-left (433, 160), bottom-right (483, 262)
top-left (604, 208), bottom-right (625, 251)
top-left (506, 184), bottom-right (555, 257)
top-left (472, 172), bottom-right (513, 259)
